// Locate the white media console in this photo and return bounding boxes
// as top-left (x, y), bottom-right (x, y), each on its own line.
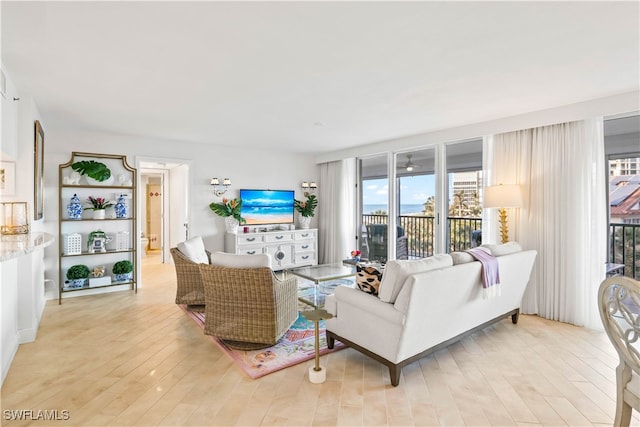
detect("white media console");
top-left (225, 228), bottom-right (318, 270)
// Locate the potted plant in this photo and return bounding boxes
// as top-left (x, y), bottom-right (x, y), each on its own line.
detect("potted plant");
top-left (71, 160), bottom-right (112, 185)
top-left (86, 196), bottom-right (114, 219)
top-left (294, 193), bottom-right (318, 229)
top-left (209, 198), bottom-right (245, 233)
top-left (113, 260), bottom-right (134, 282)
top-left (65, 264), bottom-right (90, 289)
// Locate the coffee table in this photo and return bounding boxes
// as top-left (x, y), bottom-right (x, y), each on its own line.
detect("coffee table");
top-left (287, 262), bottom-right (356, 308)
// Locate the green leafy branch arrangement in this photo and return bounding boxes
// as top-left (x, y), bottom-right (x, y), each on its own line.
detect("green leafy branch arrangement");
top-left (71, 160), bottom-right (111, 182)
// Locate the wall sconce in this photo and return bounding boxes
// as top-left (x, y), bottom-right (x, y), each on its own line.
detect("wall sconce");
top-left (484, 184), bottom-right (522, 244)
top-left (211, 178), bottom-right (231, 197)
top-left (301, 181), bottom-right (317, 196)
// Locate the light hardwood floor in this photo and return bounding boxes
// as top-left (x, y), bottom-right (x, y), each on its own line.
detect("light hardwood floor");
top-left (2, 254), bottom-right (637, 426)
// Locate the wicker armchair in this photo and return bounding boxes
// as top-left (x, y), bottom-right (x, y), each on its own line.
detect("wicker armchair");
top-left (199, 264), bottom-right (298, 350)
top-left (170, 247), bottom-right (211, 306)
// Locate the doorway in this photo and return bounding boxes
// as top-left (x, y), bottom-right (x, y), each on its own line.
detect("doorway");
top-left (136, 158), bottom-right (191, 288)
top-left (141, 170), bottom-right (166, 265)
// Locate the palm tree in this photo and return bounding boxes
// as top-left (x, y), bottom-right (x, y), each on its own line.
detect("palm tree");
top-left (450, 190), bottom-right (468, 216)
top-left (468, 190), bottom-right (483, 217)
top-left (422, 196), bottom-right (435, 216)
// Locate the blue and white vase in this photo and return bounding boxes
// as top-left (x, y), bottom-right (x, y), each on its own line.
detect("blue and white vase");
top-left (67, 194), bottom-right (83, 219)
top-left (114, 194), bottom-right (127, 218)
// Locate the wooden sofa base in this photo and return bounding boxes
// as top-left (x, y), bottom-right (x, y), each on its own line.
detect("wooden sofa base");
top-left (326, 308), bottom-right (520, 387)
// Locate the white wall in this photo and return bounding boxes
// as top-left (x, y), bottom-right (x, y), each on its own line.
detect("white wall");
top-left (1, 65), bottom-right (19, 160)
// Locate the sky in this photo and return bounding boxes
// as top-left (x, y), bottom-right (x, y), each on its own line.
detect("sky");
top-left (363, 175), bottom-right (436, 206)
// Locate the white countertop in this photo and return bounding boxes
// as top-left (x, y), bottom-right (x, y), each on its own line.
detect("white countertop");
top-left (0, 232), bottom-right (55, 262)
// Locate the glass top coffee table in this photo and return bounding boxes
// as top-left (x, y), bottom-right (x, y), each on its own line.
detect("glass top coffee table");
top-left (287, 262), bottom-right (356, 308)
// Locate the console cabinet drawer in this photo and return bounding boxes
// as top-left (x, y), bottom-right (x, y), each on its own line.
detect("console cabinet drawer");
top-left (295, 252), bottom-right (316, 264)
top-left (295, 242), bottom-right (314, 252)
top-left (236, 246), bottom-right (263, 256)
top-left (295, 230), bottom-right (316, 240)
top-left (237, 235), bottom-right (263, 245)
top-left (264, 233), bottom-right (293, 243)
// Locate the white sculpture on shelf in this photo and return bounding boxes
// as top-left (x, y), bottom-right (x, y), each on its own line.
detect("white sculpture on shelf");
top-left (63, 171), bottom-right (82, 185)
top-left (117, 174), bottom-right (132, 186)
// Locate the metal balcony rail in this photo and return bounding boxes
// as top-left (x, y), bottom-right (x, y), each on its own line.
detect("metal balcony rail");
top-left (609, 223), bottom-right (640, 279)
top-left (363, 215), bottom-right (639, 279)
top-left (362, 214), bottom-right (481, 259)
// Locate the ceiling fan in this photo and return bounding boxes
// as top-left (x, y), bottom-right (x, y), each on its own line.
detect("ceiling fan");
top-left (400, 154), bottom-right (419, 172)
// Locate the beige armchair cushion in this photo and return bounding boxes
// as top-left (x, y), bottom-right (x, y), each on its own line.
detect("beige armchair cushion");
top-left (177, 236), bottom-right (209, 264)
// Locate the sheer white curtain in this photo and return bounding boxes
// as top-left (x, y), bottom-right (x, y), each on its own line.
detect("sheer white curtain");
top-left (488, 118), bottom-right (606, 328)
top-left (317, 158), bottom-right (356, 264)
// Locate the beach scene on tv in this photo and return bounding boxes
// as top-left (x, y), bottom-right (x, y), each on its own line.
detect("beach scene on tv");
top-left (240, 189), bottom-right (295, 225)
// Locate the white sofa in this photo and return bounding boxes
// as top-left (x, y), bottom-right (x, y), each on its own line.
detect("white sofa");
top-left (325, 243), bottom-right (537, 386)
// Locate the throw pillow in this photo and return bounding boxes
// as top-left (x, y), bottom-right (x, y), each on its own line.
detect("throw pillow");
top-left (451, 247), bottom-right (491, 265)
top-left (378, 254), bottom-right (453, 303)
top-left (355, 264), bottom-right (384, 296)
top-left (481, 242), bottom-right (522, 257)
top-left (176, 236), bottom-right (209, 264)
top-left (210, 251), bottom-right (272, 268)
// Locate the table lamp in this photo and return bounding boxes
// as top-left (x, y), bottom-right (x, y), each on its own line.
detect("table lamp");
top-left (484, 184), bottom-right (522, 244)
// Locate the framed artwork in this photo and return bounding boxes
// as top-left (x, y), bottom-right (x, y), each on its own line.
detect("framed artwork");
top-left (34, 120), bottom-right (44, 220)
top-left (0, 161), bottom-right (16, 196)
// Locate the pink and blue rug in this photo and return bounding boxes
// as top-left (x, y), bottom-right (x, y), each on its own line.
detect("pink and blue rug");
top-left (180, 305), bottom-right (345, 379)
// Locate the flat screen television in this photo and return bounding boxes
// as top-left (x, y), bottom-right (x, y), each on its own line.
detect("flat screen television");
top-left (240, 189), bottom-right (295, 225)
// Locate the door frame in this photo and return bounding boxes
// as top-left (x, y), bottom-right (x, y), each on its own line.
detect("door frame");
top-left (135, 156), bottom-right (191, 287)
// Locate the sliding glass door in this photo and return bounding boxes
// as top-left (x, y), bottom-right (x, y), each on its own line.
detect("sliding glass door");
top-left (358, 155), bottom-right (389, 262)
top-left (357, 138), bottom-right (483, 262)
top-left (445, 139), bottom-right (484, 252)
top-left (395, 148), bottom-right (436, 259)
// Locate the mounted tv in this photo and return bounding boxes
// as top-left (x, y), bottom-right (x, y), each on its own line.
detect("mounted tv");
top-left (240, 189), bottom-right (295, 225)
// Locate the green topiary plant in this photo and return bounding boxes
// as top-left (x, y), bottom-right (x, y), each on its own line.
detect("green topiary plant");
top-left (113, 260), bottom-right (133, 275)
top-left (71, 160), bottom-right (111, 182)
top-left (66, 264), bottom-right (90, 280)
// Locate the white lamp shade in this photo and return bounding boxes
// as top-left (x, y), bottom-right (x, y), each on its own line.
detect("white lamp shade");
top-left (484, 184), bottom-right (522, 208)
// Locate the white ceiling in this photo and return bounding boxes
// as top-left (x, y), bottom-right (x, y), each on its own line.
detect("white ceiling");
top-left (2, 1), bottom-right (639, 155)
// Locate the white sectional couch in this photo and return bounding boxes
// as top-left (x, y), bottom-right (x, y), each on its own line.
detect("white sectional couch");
top-left (325, 243), bottom-right (537, 386)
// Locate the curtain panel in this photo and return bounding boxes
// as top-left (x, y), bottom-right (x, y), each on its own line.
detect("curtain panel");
top-left (488, 118), bottom-right (606, 328)
top-left (318, 158), bottom-right (356, 264)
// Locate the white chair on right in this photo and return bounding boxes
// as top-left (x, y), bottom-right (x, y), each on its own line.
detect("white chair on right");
top-left (598, 276), bottom-right (640, 427)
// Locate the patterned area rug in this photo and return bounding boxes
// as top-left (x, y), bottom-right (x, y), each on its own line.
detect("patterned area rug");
top-left (179, 305), bottom-right (345, 379)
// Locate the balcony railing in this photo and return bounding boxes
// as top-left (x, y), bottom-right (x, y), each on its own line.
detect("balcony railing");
top-left (362, 215), bottom-right (640, 279)
top-left (610, 223), bottom-right (640, 280)
top-left (362, 214), bottom-right (481, 259)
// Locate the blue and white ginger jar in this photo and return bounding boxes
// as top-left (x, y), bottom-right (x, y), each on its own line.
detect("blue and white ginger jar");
top-left (114, 194), bottom-right (127, 219)
top-left (67, 194), bottom-right (83, 219)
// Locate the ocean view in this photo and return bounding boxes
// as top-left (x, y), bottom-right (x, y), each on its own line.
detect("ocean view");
top-left (363, 204), bottom-right (425, 215)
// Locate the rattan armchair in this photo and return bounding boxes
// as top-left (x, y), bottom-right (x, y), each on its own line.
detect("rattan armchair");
top-left (170, 247), bottom-right (211, 306)
top-left (199, 264), bottom-right (298, 350)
